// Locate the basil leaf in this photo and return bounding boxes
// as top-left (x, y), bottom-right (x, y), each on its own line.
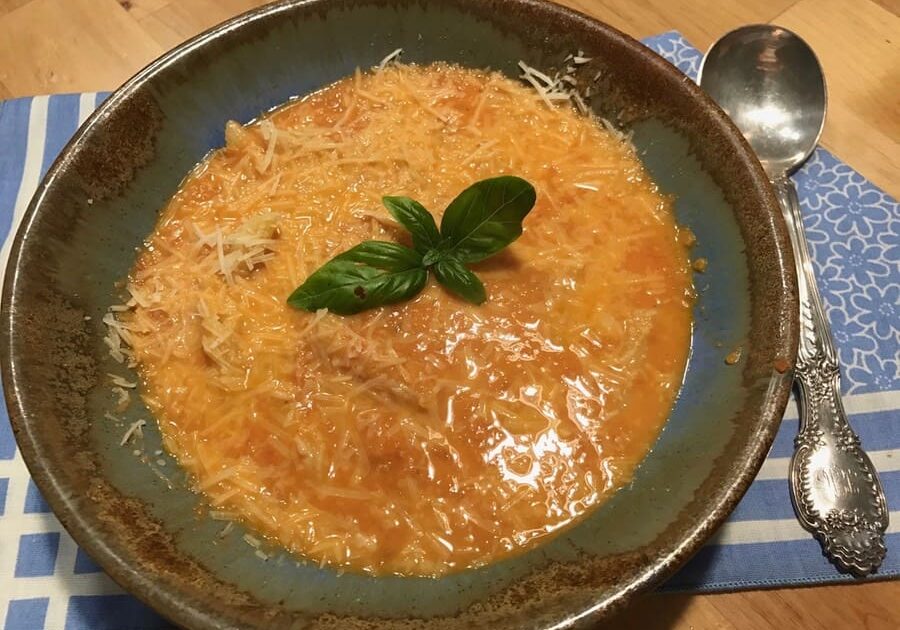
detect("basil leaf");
top-left (421, 249), bottom-right (444, 267)
top-left (332, 240), bottom-right (423, 269)
top-left (382, 196), bottom-right (442, 253)
top-left (439, 175), bottom-right (537, 263)
top-left (287, 241), bottom-right (427, 315)
top-left (433, 257), bottom-right (486, 305)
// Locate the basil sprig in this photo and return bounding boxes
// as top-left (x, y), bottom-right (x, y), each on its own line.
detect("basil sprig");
top-left (288, 176), bottom-right (536, 315)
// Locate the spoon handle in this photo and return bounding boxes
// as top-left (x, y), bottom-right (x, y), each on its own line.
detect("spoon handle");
top-left (773, 177), bottom-right (888, 575)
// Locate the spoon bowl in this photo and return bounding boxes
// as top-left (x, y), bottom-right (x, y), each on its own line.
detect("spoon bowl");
top-left (698, 25), bottom-right (827, 177)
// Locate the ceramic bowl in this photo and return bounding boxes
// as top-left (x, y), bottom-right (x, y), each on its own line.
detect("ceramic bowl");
top-left (1, 0), bottom-right (798, 627)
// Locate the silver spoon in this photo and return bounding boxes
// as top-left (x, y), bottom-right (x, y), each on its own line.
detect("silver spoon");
top-left (699, 24), bottom-right (888, 576)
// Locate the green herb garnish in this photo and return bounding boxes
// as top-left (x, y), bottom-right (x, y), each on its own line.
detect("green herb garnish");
top-left (287, 176), bottom-right (536, 315)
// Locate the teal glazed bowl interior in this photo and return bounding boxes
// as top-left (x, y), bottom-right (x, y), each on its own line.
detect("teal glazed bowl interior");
top-left (1, 0), bottom-right (799, 628)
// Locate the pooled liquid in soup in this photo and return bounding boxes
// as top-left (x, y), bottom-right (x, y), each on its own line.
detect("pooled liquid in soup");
top-left (120, 63), bottom-right (694, 576)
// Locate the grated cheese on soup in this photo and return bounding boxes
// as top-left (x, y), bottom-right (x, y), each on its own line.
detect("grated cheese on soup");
top-left (113, 63), bottom-right (694, 576)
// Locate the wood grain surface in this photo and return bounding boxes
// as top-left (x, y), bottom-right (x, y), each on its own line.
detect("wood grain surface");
top-left (0, 0), bottom-right (896, 627)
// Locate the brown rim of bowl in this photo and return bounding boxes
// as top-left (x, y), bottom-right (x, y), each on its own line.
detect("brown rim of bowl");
top-left (1, 0), bottom-right (798, 627)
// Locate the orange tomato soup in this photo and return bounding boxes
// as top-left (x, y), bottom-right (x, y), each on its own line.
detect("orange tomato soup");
top-left (118, 64), bottom-right (694, 576)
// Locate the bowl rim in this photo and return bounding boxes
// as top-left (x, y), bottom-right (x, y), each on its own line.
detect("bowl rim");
top-left (2, 0), bottom-right (798, 627)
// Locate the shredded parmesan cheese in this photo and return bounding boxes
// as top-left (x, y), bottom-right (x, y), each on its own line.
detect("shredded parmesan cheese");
top-left (111, 386), bottom-right (130, 411)
top-left (119, 419), bottom-right (146, 446)
top-left (518, 55), bottom-right (631, 144)
top-left (113, 62), bottom-right (693, 577)
top-left (258, 120), bottom-right (278, 174)
top-left (108, 374), bottom-right (137, 388)
top-left (376, 48), bottom-right (403, 70)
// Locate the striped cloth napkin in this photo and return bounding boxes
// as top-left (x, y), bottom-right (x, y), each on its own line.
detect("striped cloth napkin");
top-left (0, 31), bottom-right (896, 630)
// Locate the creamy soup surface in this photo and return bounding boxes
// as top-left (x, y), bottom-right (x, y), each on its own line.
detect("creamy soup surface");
top-left (118, 63), bottom-right (694, 576)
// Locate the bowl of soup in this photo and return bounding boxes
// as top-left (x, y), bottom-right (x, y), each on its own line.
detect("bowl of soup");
top-left (2, 0), bottom-right (798, 627)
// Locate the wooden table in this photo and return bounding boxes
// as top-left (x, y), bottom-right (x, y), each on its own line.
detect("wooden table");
top-left (0, 0), bottom-right (896, 627)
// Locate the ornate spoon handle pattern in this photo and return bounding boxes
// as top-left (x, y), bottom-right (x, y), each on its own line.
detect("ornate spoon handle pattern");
top-left (773, 177), bottom-right (889, 575)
